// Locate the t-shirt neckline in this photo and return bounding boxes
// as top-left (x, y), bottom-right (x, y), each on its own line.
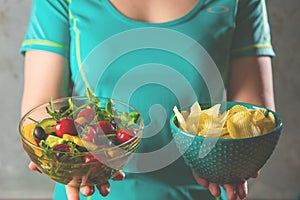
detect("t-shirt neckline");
top-left (104, 0), bottom-right (205, 27)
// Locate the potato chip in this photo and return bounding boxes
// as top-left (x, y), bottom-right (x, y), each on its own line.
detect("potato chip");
top-left (198, 113), bottom-right (213, 131)
top-left (188, 124), bottom-right (199, 135)
top-left (227, 111), bottom-right (261, 138)
top-left (251, 109), bottom-right (266, 123)
top-left (186, 115), bottom-right (200, 134)
top-left (201, 104), bottom-right (221, 117)
top-left (173, 102), bottom-right (276, 139)
top-left (212, 111), bottom-right (228, 128)
top-left (267, 111), bottom-right (276, 124)
top-left (259, 118), bottom-right (276, 133)
top-left (220, 133), bottom-right (231, 139)
top-left (199, 127), bottom-right (224, 138)
top-left (190, 102), bottom-right (202, 117)
top-left (228, 105), bottom-right (249, 116)
top-left (173, 106), bottom-right (187, 131)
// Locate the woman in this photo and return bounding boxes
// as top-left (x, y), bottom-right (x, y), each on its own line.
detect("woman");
top-left (20, 0), bottom-right (275, 199)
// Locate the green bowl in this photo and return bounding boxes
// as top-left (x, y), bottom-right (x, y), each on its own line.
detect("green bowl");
top-left (170, 101), bottom-right (282, 184)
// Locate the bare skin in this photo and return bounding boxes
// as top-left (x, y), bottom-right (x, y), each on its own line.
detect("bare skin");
top-left (109, 0), bottom-right (199, 23)
top-left (21, 1), bottom-right (275, 199)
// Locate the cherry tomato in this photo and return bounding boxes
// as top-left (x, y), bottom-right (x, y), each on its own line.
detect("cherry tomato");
top-left (82, 126), bottom-right (97, 142)
top-left (77, 108), bottom-right (96, 123)
top-left (117, 129), bottom-right (136, 143)
top-left (83, 153), bottom-right (105, 164)
top-left (54, 143), bottom-right (70, 152)
top-left (55, 118), bottom-right (77, 137)
top-left (95, 121), bottom-right (115, 134)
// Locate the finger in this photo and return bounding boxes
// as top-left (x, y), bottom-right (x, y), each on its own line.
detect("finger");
top-left (79, 175), bottom-right (95, 196)
top-left (28, 162), bottom-right (42, 173)
top-left (112, 171), bottom-right (125, 181)
top-left (192, 171), bottom-right (209, 188)
top-left (66, 185), bottom-right (80, 200)
top-left (96, 182), bottom-right (110, 197)
top-left (237, 181), bottom-right (248, 200)
top-left (223, 184), bottom-right (238, 200)
top-left (80, 186), bottom-right (95, 197)
top-left (208, 183), bottom-right (221, 198)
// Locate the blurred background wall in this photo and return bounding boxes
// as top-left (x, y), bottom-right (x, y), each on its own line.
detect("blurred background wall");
top-left (0, 0), bottom-right (299, 199)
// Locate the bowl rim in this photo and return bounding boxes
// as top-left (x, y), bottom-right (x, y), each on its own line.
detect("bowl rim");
top-left (19, 96), bottom-right (144, 153)
top-left (170, 101), bottom-right (282, 141)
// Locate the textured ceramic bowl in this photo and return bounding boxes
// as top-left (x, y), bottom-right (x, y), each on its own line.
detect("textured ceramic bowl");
top-left (170, 102), bottom-right (282, 184)
top-left (19, 97), bottom-right (143, 187)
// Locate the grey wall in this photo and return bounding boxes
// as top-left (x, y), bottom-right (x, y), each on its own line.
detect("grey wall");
top-left (0, 0), bottom-right (299, 199)
top-left (0, 0), bottom-right (55, 199)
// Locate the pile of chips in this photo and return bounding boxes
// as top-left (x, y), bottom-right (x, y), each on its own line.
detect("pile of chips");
top-left (173, 102), bottom-right (277, 139)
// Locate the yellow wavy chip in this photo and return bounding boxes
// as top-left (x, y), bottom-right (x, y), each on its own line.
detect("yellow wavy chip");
top-left (174, 102), bottom-right (276, 139)
top-left (221, 126), bottom-right (229, 135)
top-left (202, 127), bottom-right (226, 138)
top-left (198, 113), bottom-right (212, 132)
top-left (227, 112), bottom-right (261, 138)
top-left (262, 119), bottom-right (276, 133)
top-left (252, 109), bottom-right (266, 123)
top-left (212, 111), bottom-right (228, 128)
top-left (228, 105), bottom-right (249, 116)
top-left (267, 112), bottom-right (276, 124)
top-left (220, 133), bottom-right (231, 139)
top-left (201, 104), bottom-right (221, 117)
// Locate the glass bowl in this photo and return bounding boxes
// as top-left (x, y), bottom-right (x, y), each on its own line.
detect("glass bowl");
top-left (170, 101), bottom-right (282, 184)
top-left (19, 96), bottom-right (143, 187)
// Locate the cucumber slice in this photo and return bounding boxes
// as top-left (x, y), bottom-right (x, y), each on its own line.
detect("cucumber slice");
top-left (38, 118), bottom-right (57, 134)
top-left (45, 135), bottom-right (66, 148)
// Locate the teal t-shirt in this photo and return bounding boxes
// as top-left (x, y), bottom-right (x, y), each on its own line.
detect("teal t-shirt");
top-left (21, 0), bottom-right (275, 199)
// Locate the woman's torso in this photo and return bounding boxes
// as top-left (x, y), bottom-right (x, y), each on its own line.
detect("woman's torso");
top-left (60, 1), bottom-right (237, 199)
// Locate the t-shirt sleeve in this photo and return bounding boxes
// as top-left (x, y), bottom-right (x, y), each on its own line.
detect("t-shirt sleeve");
top-left (230, 0), bottom-right (275, 59)
top-left (20, 0), bottom-right (70, 58)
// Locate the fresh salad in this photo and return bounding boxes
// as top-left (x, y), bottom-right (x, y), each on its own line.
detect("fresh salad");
top-left (22, 89), bottom-right (142, 186)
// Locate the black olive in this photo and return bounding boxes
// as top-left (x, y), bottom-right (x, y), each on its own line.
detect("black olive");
top-left (33, 126), bottom-right (48, 140)
top-left (59, 105), bottom-right (70, 113)
top-left (55, 152), bottom-right (66, 161)
top-left (76, 145), bottom-right (88, 152)
top-left (110, 118), bottom-right (121, 129)
top-left (50, 132), bottom-right (57, 136)
top-left (54, 145), bottom-right (69, 161)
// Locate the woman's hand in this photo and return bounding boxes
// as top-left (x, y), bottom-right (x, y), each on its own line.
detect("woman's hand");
top-left (29, 161), bottom-right (125, 200)
top-left (192, 171), bottom-right (259, 200)
top-left (66, 171), bottom-right (125, 200)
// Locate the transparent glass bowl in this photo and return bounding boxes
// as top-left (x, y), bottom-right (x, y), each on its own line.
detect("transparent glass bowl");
top-left (170, 101), bottom-right (282, 184)
top-left (19, 97), bottom-right (143, 187)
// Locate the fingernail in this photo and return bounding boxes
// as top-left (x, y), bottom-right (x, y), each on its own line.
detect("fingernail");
top-left (80, 187), bottom-right (87, 195)
top-left (81, 187), bottom-right (93, 196)
top-left (101, 186), bottom-right (110, 197)
top-left (103, 190), bottom-right (109, 196)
